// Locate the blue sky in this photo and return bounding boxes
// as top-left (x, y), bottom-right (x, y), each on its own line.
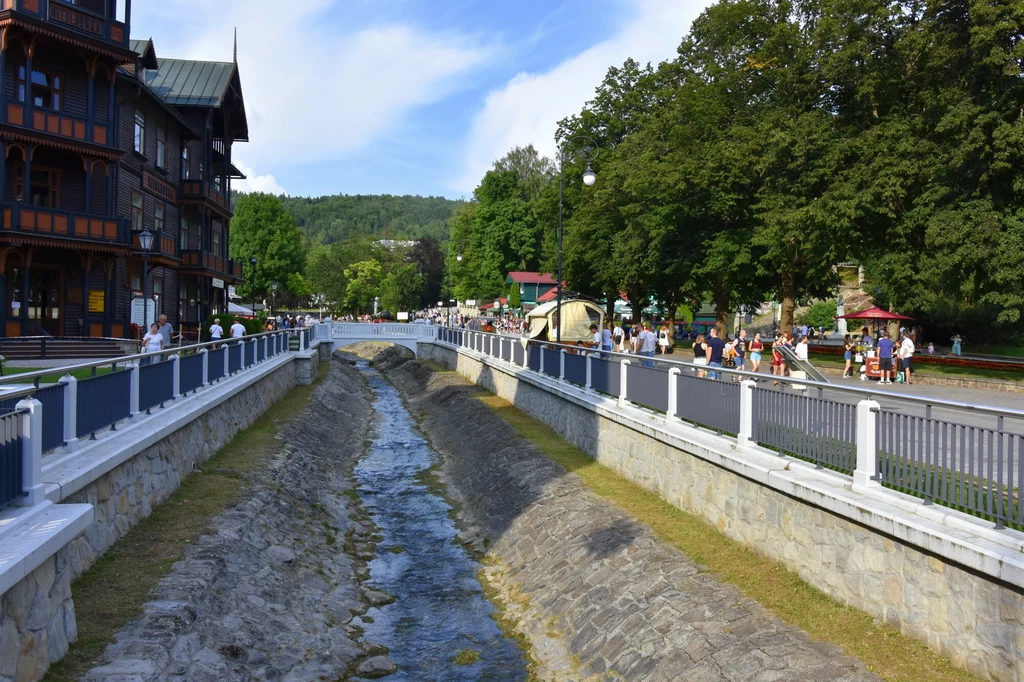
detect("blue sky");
top-left (132, 0), bottom-right (712, 199)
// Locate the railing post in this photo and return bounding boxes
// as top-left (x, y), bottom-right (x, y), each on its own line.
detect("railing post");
top-left (15, 398), bottom-right (45, 507)
top-left (170, 354), bottom-right (181, 399)
top-left (523, 341), bottom-right (529, 369)
top-left (59, 375), bottom-right (78, 445)
top-left (618, 359), bottom-right (630, 407)
top-left (559, 348), bottom-right (566, 381)
top-left (224, 342), bottom-right (230, 377)
top-left (667, 367), bottom-right (680, 420)
top-left (539, 346), bottom-right (545, 374)
top-left (585, 354), bottom-right (592, 389)
top-left (854, 399), bottom-right (881, 488)
top-left (199, 348), bottom-right (209, 385)
top-left (738, 379), bottom-right (756, 446)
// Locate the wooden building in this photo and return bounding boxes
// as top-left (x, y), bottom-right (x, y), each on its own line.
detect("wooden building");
top-left (0, 0), bottom-right (247, 341)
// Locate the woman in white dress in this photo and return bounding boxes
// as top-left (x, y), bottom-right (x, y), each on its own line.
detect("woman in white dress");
top-left (140, 323), bottom-right (164, 365)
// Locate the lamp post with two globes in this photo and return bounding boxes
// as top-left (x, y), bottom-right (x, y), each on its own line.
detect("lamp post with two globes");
top-left (556, 137), bottom-right (599, 345)
top-left (138, 229), bottom-right (155, 332)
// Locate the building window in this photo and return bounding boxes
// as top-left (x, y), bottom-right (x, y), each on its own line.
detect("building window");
top-left (134, 110), bottom-right (145, 155)
top-left (156, 126), bottom-right (166, 168)
top-left (199, 160), bottom-right (204, 181)
top-left (132, 192), bottom-right (143, 231)
top-left (181, 147), bottom-right (190, 179)
top-left (18, 66), bottom-right (61, 110)
top-left (130, 271), bottom-right (141, 291)
top-left (212, 228), bottom-right (221, 256)
top-left (14, 165), bottom-right (60, 208)
top-left (179, 217), bottom-right (189, 249)
top-left (154, 202), bottom-right (164, 232)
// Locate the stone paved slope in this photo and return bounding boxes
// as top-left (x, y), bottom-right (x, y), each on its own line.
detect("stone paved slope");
top-left (79, 361), bottom-right (389, 682)
top-left (383, 358), bottom-right (881, 682)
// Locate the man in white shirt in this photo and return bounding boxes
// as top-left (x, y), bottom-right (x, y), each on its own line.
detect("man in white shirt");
top-left (589, 324), bottom-right (602, 351)
top-left (230, 318), bottom-right (247, 339)
top-left (899, 335), bottom-right (915, 384)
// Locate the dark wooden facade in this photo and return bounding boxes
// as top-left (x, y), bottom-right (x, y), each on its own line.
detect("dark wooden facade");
top-left (0, 0), bottom-right (247, 340)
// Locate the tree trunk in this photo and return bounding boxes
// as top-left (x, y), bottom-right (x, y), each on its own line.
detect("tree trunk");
top-left (714, 273), bottom-right (730, 338)
top-left (780, 271), bottom-right (797, 334)
top-left (606, 293), bottom-right (616, 325)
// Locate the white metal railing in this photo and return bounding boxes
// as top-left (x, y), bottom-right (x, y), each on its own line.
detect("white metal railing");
top-left (432, 328), bottom-right (1024, 531)
top-left (330, 322), bottom-right (439, 340)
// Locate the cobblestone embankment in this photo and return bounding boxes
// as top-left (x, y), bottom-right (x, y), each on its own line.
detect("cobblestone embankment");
top-left (79, 360), bottom-right (397, 682)
top-left (382, 357), bottom-right (881, 682)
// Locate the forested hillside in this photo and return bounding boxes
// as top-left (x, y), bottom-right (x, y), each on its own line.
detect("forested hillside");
top-left (279, 194), bottom-right (463, 244)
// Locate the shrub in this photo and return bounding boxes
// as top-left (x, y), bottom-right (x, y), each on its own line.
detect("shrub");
top-left (797, 301), bottom-right (838, 330)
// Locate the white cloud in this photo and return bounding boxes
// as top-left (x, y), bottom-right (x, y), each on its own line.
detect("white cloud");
top-left (134, 0), bottom-right (491, 175)
top-left (232, 160), bottom-right (286, 195)
top-left (452, 0), bottom-right (713, 193)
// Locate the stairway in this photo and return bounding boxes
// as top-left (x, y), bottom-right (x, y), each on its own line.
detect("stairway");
top-left (0, 337), bottom-right (130, 361)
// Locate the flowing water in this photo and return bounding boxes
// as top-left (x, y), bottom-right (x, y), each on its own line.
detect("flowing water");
top-left (351, 365), bottom-right (528, 681)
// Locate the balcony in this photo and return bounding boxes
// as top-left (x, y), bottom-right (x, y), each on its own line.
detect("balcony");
top-left (5, 0), bottom-right (129, 49)
top-left (180, 179), bottom-right (232, 217)
top-left (4, 103), bottom-right (112, 148)
top-left (131, 231), bottom-right (177, 261)
top-left (180, 250), bottom-right (243, 280)
top-left (0, 204), bottom-right (128, 246)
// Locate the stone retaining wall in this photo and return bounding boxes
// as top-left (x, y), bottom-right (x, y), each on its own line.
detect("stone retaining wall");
top-left (0, 547), bottom-right (75, 682)
top-left (0, 356), bottom-right (305, 682)
top-left (63, 359), bottom-right (298, 578)
top-left (419, 342), bottom-right (1024, 682)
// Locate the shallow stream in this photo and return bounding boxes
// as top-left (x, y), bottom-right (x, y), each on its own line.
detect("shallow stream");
top-left (351, 365), bottom-right (527, 681)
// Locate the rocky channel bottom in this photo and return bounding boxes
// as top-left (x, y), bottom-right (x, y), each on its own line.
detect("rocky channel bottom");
top-left (377, 350), bottom-right (882, 682)
top-left (80, 360), bottom-right (398, 682)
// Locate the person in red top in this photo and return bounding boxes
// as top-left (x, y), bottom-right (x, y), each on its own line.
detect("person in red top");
top-left (771, 333), bottom-right (786, 385)
top-left (749, 332), bottom-right (764, 374)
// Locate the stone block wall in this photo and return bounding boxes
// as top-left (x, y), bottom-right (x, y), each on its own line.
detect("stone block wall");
top-left (0, 547), bottom-right (75, 682)
top-left (293, 348), bottom-right (321, 385)
top-left (420, 343), bottom-right (1024, 682)
top-left (61, 361), bottom-right (297, 579)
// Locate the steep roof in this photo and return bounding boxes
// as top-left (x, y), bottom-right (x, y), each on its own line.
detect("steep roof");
top-left (130, 38), bottom-right (159, 70)
top-left (536, 288), bottom-right (558, 303)
top-left (505, 271), bottom-right (557, 285)
top-left (145, 58), bottom-right (235, 107)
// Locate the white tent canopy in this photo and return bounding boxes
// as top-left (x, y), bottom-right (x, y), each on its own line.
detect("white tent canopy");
top-left (228, 302), bottom-right (253, 315)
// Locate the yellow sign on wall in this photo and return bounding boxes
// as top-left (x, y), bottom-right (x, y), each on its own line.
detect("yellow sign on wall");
top-left (88, 290), bottom-right (105, 314)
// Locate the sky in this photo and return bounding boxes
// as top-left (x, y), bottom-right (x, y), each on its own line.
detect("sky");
top-left (132, 0), bottom-right (714, 200)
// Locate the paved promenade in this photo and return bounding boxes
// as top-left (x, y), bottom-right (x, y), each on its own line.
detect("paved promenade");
top-left (385, 357), bottom-right (880, 682)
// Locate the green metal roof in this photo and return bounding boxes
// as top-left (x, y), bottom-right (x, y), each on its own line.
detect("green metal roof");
top-left (144, 59), bottom-right (236, 108)
top-left (130, 38), bottom-right (159, 70)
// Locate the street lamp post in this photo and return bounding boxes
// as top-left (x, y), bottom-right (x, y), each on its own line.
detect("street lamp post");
top-left (272, 281), bottom-right (278, 318)
top-left (556, 137), bottom-right (598, 345)
top-left (249, 256), bottom-right (258, 319)
top-left (139, 229), bottom-right (155, 333)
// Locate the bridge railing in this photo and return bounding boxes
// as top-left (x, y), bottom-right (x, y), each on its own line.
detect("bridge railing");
top-left (435, 329), bottom-right (1024, 531)
top-left (331, 322), bottom-right (440, 339)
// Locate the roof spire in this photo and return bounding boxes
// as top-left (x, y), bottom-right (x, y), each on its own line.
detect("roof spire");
top-left (233, 27), bottom-right (238, 63)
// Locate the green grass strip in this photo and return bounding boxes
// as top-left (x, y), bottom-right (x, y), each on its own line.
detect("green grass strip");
top-left (467, 385), bottom-right (980, 682)
top-left (43, 362), bottom-right (329, 682)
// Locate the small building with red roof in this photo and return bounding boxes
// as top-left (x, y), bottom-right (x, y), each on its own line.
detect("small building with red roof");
top-left (505, 272), bottom-right (558, 309)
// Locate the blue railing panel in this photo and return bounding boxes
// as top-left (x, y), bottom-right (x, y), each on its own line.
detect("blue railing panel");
top-left (77, 370), bottom-right (131, 438)
top-left (0, 409), bottom-right (24, 510)
top-left (753, 387), bottom-right (856, 473)
top-left (528, 344), bottom-right (541, 371)
top-left (589, 357), bottom-right (620, 396)
top-left (139, 360), bottom-right (175, 413)
top-left (180, 353), bottom-right (205, 395)
top-left (626, 364), bottom-right (670, 412)
top-left (245, 341), bottom-right (255, 367)
top-left (229, 343), bottom-right (243, 373)
top-left (564, 353), bottom-right (587, 386)
top-left (208, 348), bottom-right (226, 382)
top-left (675, 372), bottom-right (740, 434)
top-left (512, 341), bottom-right (525, 366)
top-left (257, 339), bottom-right (266, 362)
top-left (542, 348), bottom-right (560, 378)
top-left (36, 384), bottom-right (65, 453)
